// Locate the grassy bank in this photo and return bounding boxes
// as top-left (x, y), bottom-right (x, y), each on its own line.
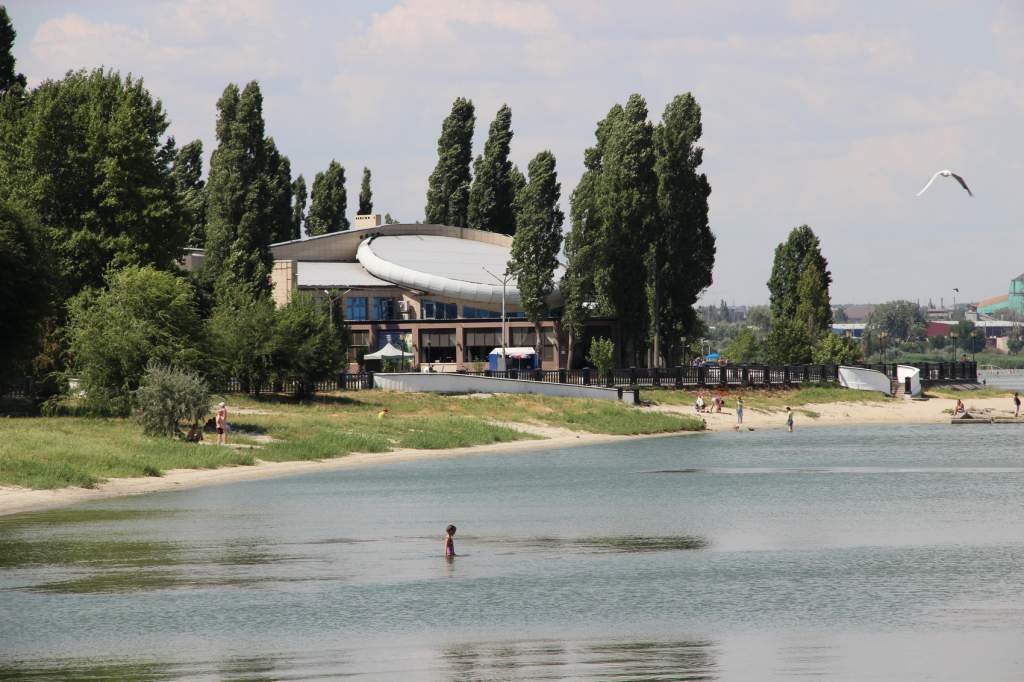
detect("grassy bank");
top-left (0, 391), bottom-right (703, 490)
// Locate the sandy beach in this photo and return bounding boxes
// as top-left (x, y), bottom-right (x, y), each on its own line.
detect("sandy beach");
top-left (0, 394), bottom-right (1015, 518)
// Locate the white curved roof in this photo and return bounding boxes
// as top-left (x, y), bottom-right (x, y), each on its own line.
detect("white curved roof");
top-left (357, 235), bottom-right (563, 306)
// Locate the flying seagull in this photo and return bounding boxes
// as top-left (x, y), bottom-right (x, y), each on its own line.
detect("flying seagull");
top-left (917, 170), bottom-right (972, 197)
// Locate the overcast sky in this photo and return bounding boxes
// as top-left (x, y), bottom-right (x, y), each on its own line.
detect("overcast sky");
top-left (8, 1), bottom-right (1023, 307)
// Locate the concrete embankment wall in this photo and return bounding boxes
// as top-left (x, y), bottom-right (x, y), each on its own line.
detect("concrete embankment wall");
top-left (373, 373), bottom-right (638, 403)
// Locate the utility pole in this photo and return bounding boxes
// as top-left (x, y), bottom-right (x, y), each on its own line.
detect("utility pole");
top-left (483, 267), bottom-right (511, 371)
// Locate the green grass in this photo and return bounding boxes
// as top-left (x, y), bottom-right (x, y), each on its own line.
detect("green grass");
top-left (645, 385), bottom-right (891, 413)
top-left (924, 386), bottom-right (1011, 400)
top-left (0, 390), bottom-right (702, 490)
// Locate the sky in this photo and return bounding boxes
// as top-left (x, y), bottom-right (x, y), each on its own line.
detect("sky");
top-left (7, 0), bottom-right (1023, 307)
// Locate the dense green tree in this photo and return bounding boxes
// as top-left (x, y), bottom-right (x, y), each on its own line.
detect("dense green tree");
top-left (272, 293), bottom-right (348, 397)
top-left (172, 139), bottom-right (206, 247)
top-left (1008, 325), bottom-right (1023, 355)
top-left (265, 138), bottom-right (294, 243)
top-left (383, 212), bottom-right (398, 224)
top-left (724, 327), bottom-right (761, 363)
top-left (305, 160), bottom-right (348, 235)
top-left (290, 174), bottom-right (306, 240)
top-left (0, 202), bottom-right (51, 390)
top-left (813, 333), bottom-right (861, 364)
top-left (650, 93), bottom-right (715, 365)
top-left (0, 6), bottom-right (25, 95)
top-left (562, 105), bottom-right (620, 366)
top-left (764, 318), bottom-right (813, 364)
top-left (595, 94), bottom-right (658, 365)
top-left (795, 259), bottom-right (831, 339)
top-left (66, 267), bottom-right (207, 414)
top-left (3, 69), bottom-right (185, 302)
top-left (203, 82), bottom-right (275, 296)
top-left (468, 104), bottom-right (515, 234)
top-left (509, 151), bottom-right (563, 345)
top-left (866, 300), bottom-right (928, 341)
top-left (208, 287), bottom-right (277, 393)
top-left (425, 97), bottom-right (474, 226)
top-left (767, 225), bottom-right (832, 323)
top-left (358, 167), bottom-right (372, 215)
top-left (586, 337), bottom-right (615, 379)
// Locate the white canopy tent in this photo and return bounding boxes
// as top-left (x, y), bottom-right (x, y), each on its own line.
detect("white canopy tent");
top-left (363, 343), bottom-right (414, 361)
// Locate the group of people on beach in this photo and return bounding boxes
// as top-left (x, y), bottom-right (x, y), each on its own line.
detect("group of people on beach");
top-left (184, 401), bottom-right (230, 445)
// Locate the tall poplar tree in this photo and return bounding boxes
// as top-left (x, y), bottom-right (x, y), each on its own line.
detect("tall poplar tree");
top-left (509, 151), bottom-right (563, 346)
top-left (305, 160), bottom-right (348, 235)
top-left (290, 174), bottom-right (306, 240)
top-left (765, 224), bottom-right (832, 362)
top-left (204, 81), bottom-right (275, 296)
top-left (265, 138), bottom-right (293, 243)
top-left (358, 167), bottom-right (372, 214)
top-left (563, 105), bottom-right (620, 366)
top-left (0, 6), bottom-right (25, 95)
top-left (595, 94), bottom-right (658, 365)
top-left (468, 104), bottom-right (515, 234)
top-left (424, 97), bottom-right (474, 226)
top-left (651, 93), bottom-right (715, 365)
top-left (172, 139), bottom-right (206, 248)
top-left (767, 225), bottom-right (832, 323)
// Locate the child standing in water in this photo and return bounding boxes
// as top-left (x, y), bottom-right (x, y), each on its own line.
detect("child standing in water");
top-left (444, 524), bottom-right (457, 557)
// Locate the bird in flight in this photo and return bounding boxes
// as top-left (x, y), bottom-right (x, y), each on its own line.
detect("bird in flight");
top-left (917, 170), bottom-right (972, 197)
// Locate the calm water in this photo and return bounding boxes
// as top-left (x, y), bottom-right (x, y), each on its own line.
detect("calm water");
top-left (3, 424), bottom-right (1024, 680)
top-left (980, 368), bottom-right (1024, 391)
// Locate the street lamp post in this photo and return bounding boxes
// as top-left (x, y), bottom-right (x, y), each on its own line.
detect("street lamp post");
top-left (483, 267), bottom-right (511, 372)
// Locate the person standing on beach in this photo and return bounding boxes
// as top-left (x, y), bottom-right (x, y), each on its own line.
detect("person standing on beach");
top-left (1014, 393), bottom-right (1021, 418)
top-left (736, 397), bottom-right (744, 425)
top-left (785, 406), bottom-right (794, 432)
top-left (444, 524), bottom-right (457, 558)
top-left (215, 401), bottom-right (228, 445)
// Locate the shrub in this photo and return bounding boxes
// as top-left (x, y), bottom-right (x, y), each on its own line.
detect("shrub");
top-left (67, 266), bottom-right (208, 414)
top-left (587, 337), bottom-right (615, 378)
top-left (813, 333), bottom-right (862, 365)
top-left (134, 364), bottom-right (210, 437)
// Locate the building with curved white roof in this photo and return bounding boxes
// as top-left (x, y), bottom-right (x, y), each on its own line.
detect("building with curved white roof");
top-left (266, 217), bottom-right (610, 371)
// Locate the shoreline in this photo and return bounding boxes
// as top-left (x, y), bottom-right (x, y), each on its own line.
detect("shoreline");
top-left (0, 427), bottom-right (693, 518)
top-left (1, 394), bottom-right (1016, 518)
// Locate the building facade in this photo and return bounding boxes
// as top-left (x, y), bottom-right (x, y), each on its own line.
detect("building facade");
top-left (264, 219), bottom-right (615, 371)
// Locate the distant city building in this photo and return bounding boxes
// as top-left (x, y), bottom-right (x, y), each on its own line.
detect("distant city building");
top-left (831, 323), bottom-right (866, 338)
top-left (977, 272), bottom-right (1024, 317)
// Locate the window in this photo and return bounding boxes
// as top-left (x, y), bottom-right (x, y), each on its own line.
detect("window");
top-left (464, 328), bottom-right (502, 362)
top-left (463, 305), bottom-right (501, 319)
top-left (511, 327), bottom-right (557, 361)
top-left (345, 296), bottom-right (368, 321)
top-left (373, 297), bottom-right (395, 320)
top-left (422, 299), bottom-right (458, 320)
top-left (421, 329), bottom-right (456, 363)
top-left (348, 330), bottom-right (369, 363)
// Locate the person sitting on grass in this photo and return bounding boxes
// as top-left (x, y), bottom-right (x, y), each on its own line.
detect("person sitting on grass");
top-left (695, 394), bottom-right (706, 413)
top-left (185, 423), bottom-right (203, 443)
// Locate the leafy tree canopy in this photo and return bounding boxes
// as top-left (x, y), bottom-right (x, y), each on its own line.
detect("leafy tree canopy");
top-left (67, 266), bottom-right (207, 415)
top-left (866, 300), bottom-right (928, 341)
top-left (468, 104), bottom-right (515, 234)
top-left (358, 167), bottom-right (372, 215)
top-left (0, 201), bottom-right (51, 389)
top-left (306, 160), bottom-right (348, 235)
top-left (425, 97), bottom-right (474, 226)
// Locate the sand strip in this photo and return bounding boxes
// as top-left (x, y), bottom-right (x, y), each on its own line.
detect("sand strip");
top-left (1, 395), bottom-right (1016, 518)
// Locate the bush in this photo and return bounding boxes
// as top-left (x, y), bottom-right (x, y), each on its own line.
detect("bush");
top-left (587, 337), bottom-right (615, 377)
top-left (67, 266), bottom-right (208, 414)
top-left (812, 333), bottom-right (862, 364)
top-left (272, 293), bottom-right (347, 397)
top-left (134, 364), bottom-right (210, 437)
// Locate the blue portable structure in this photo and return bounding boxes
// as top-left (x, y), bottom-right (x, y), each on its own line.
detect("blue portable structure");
top-left (488, 347), bottom-right (540, 371)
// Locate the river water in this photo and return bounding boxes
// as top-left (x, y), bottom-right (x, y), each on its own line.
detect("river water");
top-left (3, 424), bottom-right (1024, 680)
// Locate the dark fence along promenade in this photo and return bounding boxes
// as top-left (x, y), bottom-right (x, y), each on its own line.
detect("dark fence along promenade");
top-left (2, 362), bottom-right (978, 399)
